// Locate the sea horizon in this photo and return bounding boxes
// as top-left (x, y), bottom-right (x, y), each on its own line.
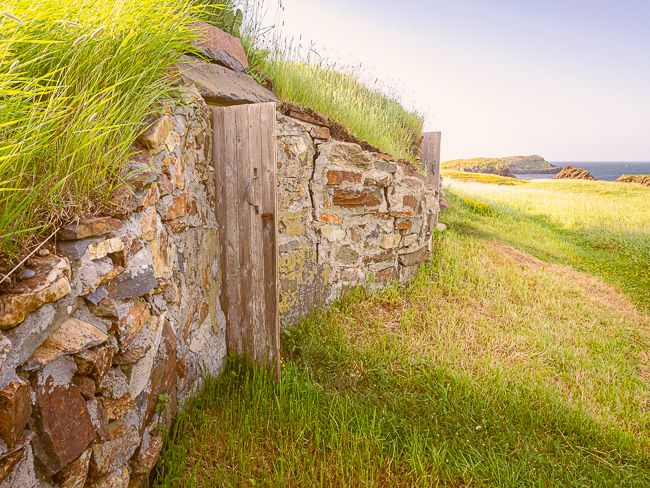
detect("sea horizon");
top-left (518, 161), bottom-right (650, 181)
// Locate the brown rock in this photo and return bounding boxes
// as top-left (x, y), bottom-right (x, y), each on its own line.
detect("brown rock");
top-left (25, 318), bottom-right (107, 371)
top-left (74, 343), bottom-right (115, 381)
top-left (177, 55), bottom-right (277, 105)
top-left (399, 247), bottom-right (431, 267)
top-left (364, 176), bottom-right (390, 186)
top-left (332, 189), bottom-right (382, 208)
top-left (162, 155), bottom-right (185, 190)
top-left (553, 165), bottom-right (597, 181)
top-left (159, 194), bottom-right (193, 222)
top-left (139, 183), bottom-right (160, 210)
top-left (0, 380), bottom-right (31, 448)
top-left (112, 315), bottom-right (158, 365)
top-left (310, 125), bottom-right (331, 140)
top-left (87, 464), bottom-right (130, 488)
top-left (139, 211), bottom-right (157, 242)
top-left (86, 398), bottom-right (110, 442)
top-left (90, 420), bottom-right (140, 477)
top-left (0, 255), bottom-right (71, 330)
top-left (616, 174), bottom-right (650, 186)
top-left (55, 448), bottom-right (91, 488)
top-left (395, 219), bottom-right (413, 231)
top-left (31, 385), bottom-right (96, 475)
top-left (143, 321), bottom-right (177, 427)
top-left (0, 438), bottom-right (37, 486)
top-left (189, 22), bottom-right (249, 72)
top-left (73, 376), bottom-right (96, 400)
top-left (319, 213), bottom-right (342, 225)
top-left (0, 448), bottom-right (25, 484)
top-left (113, 301), bottom-right (151, 347)
top-left (58, 218), bottom-right (122, 241)
top-left (129, 429), bottom-right (162, 475)
top-left (326, 170), bottom-right (361, 186)
top-left (376, 267), bottom-right (398, 282)
top-left (403, 195), bottom-right (421, 212)
top-left (363, 250), bottom-right (394, 265)
top-left (137, 115), bottom-right (173, 150)
top-left (100, 396), bottom-right (135, 422)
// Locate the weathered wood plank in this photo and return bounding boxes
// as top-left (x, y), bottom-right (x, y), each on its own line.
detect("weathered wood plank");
top-left (212, 102), bottom-right (280, 380)
top-left (259, 102), bottom-right (281, 381)
top-left (234, 105), bottom-right (255, 360)
top-left (422, 131), bottom-right (441, 190)
top-left (212, 108), bottom-right (228, 348)
top-left (222, 107), bottom-right (244, 355)
top-left (247, 103), bottom-right (266, 365)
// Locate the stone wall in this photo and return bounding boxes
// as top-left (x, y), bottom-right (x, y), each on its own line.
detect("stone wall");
top-left (0, 86), bottom-right (225, 487)
top-left (0, 61), bottom-right (439, 487)
top-left (277, 114), bottom-right (439, 325)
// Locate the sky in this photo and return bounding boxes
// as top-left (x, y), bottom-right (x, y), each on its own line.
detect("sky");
top-left (259, 0), bottom-right (650, 161)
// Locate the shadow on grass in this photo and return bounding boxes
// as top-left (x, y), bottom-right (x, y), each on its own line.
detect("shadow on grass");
top-left (154, 321), bottom-right (649, 487)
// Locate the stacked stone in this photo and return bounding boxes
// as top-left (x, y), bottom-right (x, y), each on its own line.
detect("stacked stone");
top-left (0, 20), bottom-right (440, 486)
top-left (277, 115), bottom-right (439, 325)
top-left (0, 86), bottom-right (225, 487)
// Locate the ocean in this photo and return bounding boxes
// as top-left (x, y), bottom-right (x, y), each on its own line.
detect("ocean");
top-left (516, 161), bottom-right (650, 181)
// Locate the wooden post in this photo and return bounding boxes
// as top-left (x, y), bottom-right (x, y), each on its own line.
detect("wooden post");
top-left (421, 132), bottom-right (441, 190)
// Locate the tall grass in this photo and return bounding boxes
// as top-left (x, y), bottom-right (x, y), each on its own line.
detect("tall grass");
top-left (234, 0), bottom-right (424, 161)
top-left (0, 0), bottom-right (202, 264)
top-left (262, 59), bottom-right (424, 161)
top-left (154, 224), bottom-right (649, 486)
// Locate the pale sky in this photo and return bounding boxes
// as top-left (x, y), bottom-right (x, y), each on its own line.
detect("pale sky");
top-left (260, 0), bottom-right (650, 161)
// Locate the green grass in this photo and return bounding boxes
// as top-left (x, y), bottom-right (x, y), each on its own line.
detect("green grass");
top-left (261, 59), bottom-right (423, 161)
top-left (0, 0), bottom-right (208, 264)
top-left (154, 183), bottom-right (649, 486)
top-left (442, 171), bottom-right (527, 185)
top-left (444, 177), bottom-right (650, 311)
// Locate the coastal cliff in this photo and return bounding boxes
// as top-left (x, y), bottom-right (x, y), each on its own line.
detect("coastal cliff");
top-left (442, 155), bottom-right (559, 176)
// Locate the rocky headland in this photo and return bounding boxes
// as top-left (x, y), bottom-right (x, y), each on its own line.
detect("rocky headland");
top-left (442, 155), bottom-right (559, 177)
top-left (615, 174), bottom-right (650, 186)
top-left (553, 165), bottom-right (596, 180)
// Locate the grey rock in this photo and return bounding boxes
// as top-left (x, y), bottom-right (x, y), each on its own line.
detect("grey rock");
top-left (110, 268), bottom-right (157, 300)
top-left (374, 160), bottom-right (398, 173)
top-left (2, 297), bottom-right (73, 386)
top-left (21, 269), bottom-right (35, 280)
top-left (85, 286), bottom-right (109, 306)
top-left (177, 56), bottom-right (278, 105)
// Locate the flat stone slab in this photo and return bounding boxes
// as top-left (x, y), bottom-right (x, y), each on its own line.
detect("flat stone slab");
top-left (190, 22), bottom-right (249, 72)
top-left (177, 56), bottom-right (278, 106)
top-left (25, 318), bottom-right (108, 371)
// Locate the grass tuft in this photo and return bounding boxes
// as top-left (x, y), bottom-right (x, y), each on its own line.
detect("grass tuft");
top-left (0, 0), bottom-right (205, 265)
top-left (260, 60), bottom-right (423, 162)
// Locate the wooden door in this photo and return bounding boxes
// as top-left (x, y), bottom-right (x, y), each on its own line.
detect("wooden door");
top-left (212, 102), bottom-right (280, 381)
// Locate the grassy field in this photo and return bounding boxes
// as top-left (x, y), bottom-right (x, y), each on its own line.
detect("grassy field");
top-left (261, 59), bottom-right (423, 161)
top-left (445, 176), bottom-right (650, 311)
top-left (154, 178), bottom-right (649, 487)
